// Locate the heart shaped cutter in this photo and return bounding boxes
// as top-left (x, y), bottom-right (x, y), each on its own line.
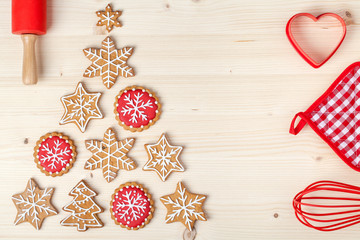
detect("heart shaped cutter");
top-left (286, 13), bottom-right (347, 68)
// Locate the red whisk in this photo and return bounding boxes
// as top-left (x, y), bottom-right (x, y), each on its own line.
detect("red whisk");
top-left (293, 181), bottom-right (360, 231)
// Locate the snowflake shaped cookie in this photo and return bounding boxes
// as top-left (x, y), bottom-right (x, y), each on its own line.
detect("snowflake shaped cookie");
top-left (12, 179), bottom-right (57, 230)
top-left (143, 133), bottom-right (184, 181)
top-left (160, 182), bottom-right (206, 231)
top-left (61, 180), bottom-right (103, 231)
top-left (34, 132), bottom-right (76, 177)
top-left (110, 182), bottom-right (154, 230)
top-left (96, 4), bottom-right (122, 33)
top-left (114, 86), bottom-right (161, 132)
top-left (60, 82), bottom-right (103, 132)
top-left (85, 128), bottom-right (136, 183)
top-left (83, 36), bottom-right (134, 89)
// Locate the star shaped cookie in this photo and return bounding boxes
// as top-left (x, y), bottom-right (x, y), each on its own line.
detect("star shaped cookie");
top-left (96, 4), bottom-right (122, 32)
top-left (59, 82), bottom-right (103, 133)
top-left (84, 127), bottom-right (136, 182)
top-left (160, 182), bottom-right (206, 231)
top-left (12, 178), bottom-right (57, 230)
top-left (83, 36), bottom-right (135, 89)
top-left (143, 133), bottom-right (184, 181)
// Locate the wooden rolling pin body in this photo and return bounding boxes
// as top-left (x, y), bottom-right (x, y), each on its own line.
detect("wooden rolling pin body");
top-left (21, 34), bottom-right (38, 85)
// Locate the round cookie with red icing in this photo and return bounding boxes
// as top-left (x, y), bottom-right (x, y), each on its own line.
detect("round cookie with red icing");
top-left (114, 86), bottom-right (161, 132)
top-left (33, 132), bottom-right (76, 177)
top-left (110, 182), bottom-right (154, 230)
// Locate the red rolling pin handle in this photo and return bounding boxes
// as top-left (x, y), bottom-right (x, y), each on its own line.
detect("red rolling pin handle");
top-left (12, 0), bottom-right (46, 85)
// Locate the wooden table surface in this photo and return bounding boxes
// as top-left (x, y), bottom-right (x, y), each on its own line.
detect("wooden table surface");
top-left (2, 0), bottom-right (360, 239)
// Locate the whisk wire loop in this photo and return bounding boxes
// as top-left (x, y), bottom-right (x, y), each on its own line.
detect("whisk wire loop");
top-left (293, 180), bottom-right (360, 231)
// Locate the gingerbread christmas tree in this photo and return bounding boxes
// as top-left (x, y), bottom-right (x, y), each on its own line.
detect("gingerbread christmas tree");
top-left (60, 180), bottom-right (103, 231)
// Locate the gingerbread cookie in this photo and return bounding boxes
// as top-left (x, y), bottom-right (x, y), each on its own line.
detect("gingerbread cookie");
top-left (12, 178), bottom-right (57, 230)
top-left (143, 133), bottom-right (184, 181)
top-left (60, 180), bottom-right (103, 231)
top-left (160, 182), bottom-right (206, 231)
top-left (114, 86), bottom-right (161, 132)
top-left (96, 4), bottom-right (122, 32)
top-left (110, 182), bottom-right (154, 230)
top-left (83, 36), bottom-right (134, 89)
top-left (84, 127), bottom-right (136, 183)
top-left (33, 132), bottom-right (76, 177)
top-left (59, 82), bottom-right (103, 132)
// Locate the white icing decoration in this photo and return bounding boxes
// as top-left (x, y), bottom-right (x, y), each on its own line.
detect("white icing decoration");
top-left (84, 128), bottom-right (135, 182)
top-left (143, 134), bottom-right (184, 181)
top-left (83, 37), bottom-right (133, 89)
top-left (39, 138), bottom-right (71, 170)
top-left (160, 182), bottom-right (206, 231)
top-left (12, 179), bottom-right (57, 230)
top-left (59, 82), bottom-right (103, 133)
top-left (115, 187), bottom-right (149, 225)
top-left (60, 181), bottom-right (102, 230)
top-left (120, 91), bottom-right (154, 123)
top-left (96, 4), bottom-right (121, 33)
top-left (98, 8), bottom-right (115, 26)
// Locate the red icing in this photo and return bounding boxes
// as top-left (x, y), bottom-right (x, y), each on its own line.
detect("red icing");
top-left (116, 89), bottom-right (158, 128)
top-left (112, 186), bottom-right (151, 228)
top-left (37, 136), bottom-right (73, 173)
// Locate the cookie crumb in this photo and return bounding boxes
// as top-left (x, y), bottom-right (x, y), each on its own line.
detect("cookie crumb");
top-left (24, 138), bottom-right (29, 144)
top-left (274, 213), bottom-right (279, 218)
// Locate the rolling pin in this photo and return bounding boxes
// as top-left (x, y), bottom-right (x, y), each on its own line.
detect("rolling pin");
top-left (12, 0), bottom-right (47, 85)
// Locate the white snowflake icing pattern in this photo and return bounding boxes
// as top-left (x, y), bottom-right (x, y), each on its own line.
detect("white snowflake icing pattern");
top-left (60, 82), bottom-right (103, 132)
top-left (96, 4), bottom-right (122, 32)
top-left (62, 93), bottom-right (98, 123)
top-left (121, 91), bottom-right (153, 123)
top-left (85, 128), bottom-right (135, 183)
top-left (83, 37), bottom-right (134, 89)
top-left (12, 179), bottom-right (57, 230)
top-left (143, 134), bottom-right (183, 181)
top-left (115, 189), bottom-right (148, 224)
top-left (161, 182), bottom-right (206, 231)
top-left (39, 139), bottom-right (71, 170)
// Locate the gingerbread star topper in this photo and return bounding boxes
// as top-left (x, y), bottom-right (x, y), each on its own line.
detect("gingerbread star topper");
top-left (143, 133), bottom-right (184, 181)
top-left (160, 182), bottom-right (207, 231)
top-left (59, 82), bottom-right (103, 132)
top-left (84, 128), bottom-right (136, 182)
top-left (96, 4), bottom-right (122, 33)
top-left (12, 179), bottom-right (57, 230)
top-left (83, 36), bottom-right (135, 89)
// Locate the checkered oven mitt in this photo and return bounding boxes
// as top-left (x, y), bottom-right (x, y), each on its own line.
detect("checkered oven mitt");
top-left (290, 62), bottom-right (360, 171)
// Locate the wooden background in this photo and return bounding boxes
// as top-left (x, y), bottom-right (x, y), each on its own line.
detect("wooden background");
top-left (2, 0), bottom-right (360, 239)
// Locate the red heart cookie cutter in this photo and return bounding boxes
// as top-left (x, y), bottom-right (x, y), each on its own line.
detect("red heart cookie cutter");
top-left (286, 13), bottom-right (346, 68)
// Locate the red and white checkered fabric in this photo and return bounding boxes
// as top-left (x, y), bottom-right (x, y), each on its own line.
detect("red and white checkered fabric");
top-left (291, 63), bottom-right (360, 170)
